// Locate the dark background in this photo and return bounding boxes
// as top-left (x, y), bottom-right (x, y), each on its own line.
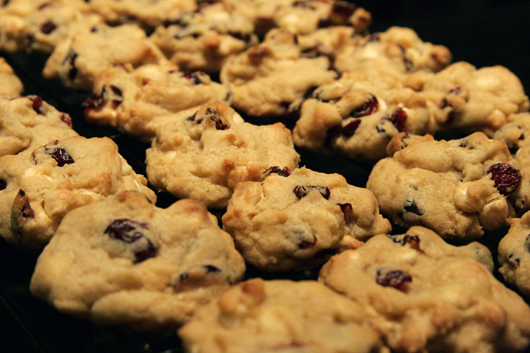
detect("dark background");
top-left (1, 1), bottom-right (530, 352)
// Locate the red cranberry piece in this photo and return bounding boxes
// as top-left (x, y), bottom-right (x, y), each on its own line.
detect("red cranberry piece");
top-left (105, 219), bottom-right (149, 243)
top-left (507, 254), bottom-right (521, 267)
top-left (298, 234), bottom-right (317, 249)
top-left (261, 166), bottom-right (291, 180)
top-left (0, 179), bottom-right (6, 190)
top-left (351, 95), bottom-right (378, 118)
top-left (186, 112), bottom-right (199, 123)
top-left (403, 235), bottom-right (420, 250)
top-left (58, 113), bottom-right (71, 127)
top-left (30, 96), bottom-right (44, 115)
top-left (2, 0), bottom-right (10, 7)
top-left (211, 116), bottom-right (229, 130)
top-left (17, 190), bottom-right (35, 219)
top-left (40, 20), bottom-right (57, 34)
top-left (387, 107), bottom-right (408, 133)
top-left (204, 108), bottom-right (230, 130)
top-left (488, 163), bottom-right (521, 196)
top-left (64, 50), bottom-right (78, 81)
top-left (293, 185), bottom-right (331, 199)
top-left (181, 70), bottom-right (203, 85)
top-left (83, 88), bottom-right (105, 109)
top-left (338, 202), bottom-right (354, 223)
top-left (404, 200), bottom-right (422, 215)
top-left (105, 219), bottom-right (157, 262)
top-left (376, 269), bottom-right (412, 290)
top-left (46, 147), bottom-right (74, 166)
top-left (109, 85), bottom-right (123, 107)
top-left (341, 120), bottom-right (361, 137)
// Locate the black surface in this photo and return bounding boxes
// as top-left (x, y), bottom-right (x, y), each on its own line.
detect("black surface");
top-left (1, 1), bottom-right (530, 352)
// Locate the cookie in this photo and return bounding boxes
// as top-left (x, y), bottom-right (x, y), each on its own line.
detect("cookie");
top-left (335, 26), bottom-right (452, 89)
top-left (493, 112), bottom-right (530, 178)
top-left (83, 63), bottom-right (232, 141)
top-left (319, 226), bottom-right (530, 353)
top-left (366, 132), bottom-right (530, 239)
top-left (421, 61), bottom-right (529, 137)
top-left (498, 211), bottom-right (530, 297)
top-left (42, 22), bottom-right (170, 90)
top-left (150, 2), bottom-right (258, 74)
top-left (88, 0), bottom-right (196, 30)
top-left (30, 191), bottom-right (245, 330)
top-left (0, 57), bottom-right (23, 95)
top-left (227, 0), bottom-right (371, 37)
top-left (0, 0), bottom-right (102, 53)
top-left (0, 95), bottom-right (78, 157)
top-left (293, 70), bottom-right (434, 161)
top-left (219, 28), bottom-right (338, 117)
top-left (222, 166), bottom-right (391, 271)
top-left (0, 136), bottom-right (156, 248)
top-left (178, 278), bottom-right (386, 353)
top-left (146, 102), bottom-right (300, 209)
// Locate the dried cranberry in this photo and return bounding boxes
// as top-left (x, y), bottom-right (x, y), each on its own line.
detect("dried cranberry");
top-left (341, 120), bottom-right (361, 137)
top-left (108, 85), bottom-right (123, 107)
top-left (30, 96), bottom-right (44, 115)
top-left (181, 70), bottom-right (203, 85)
top-left (338, 203), bottom-right (353, 223)
top-left (60, 113), bottom-right (72, 127)
top-left (105, 219), bottom-right (157, 262)
top-left (488, 163), bottom-right (521, 196)
top-left (293, 185), bottom-right (331, 199)
top-left (351, 95), bottom-right (378, 118)
top-left (507, 254), bottom-right (520, 269)
top-left (205, 108), bottom-right (229, 130)
top-left (83, 88), bottom-right (105, 109)
top-left (186, 112), bottom-right (199, 123)
top-left (439, 98), bottom-right (451, 110)
top-left (404, 200), bottom-right (422, 215)
top-left (403, 235), bottom-right (420, 250)
top-left (105, 219), bottom-right (149, 242)
top-left (40, 20), bottom-right (57, 34)
top-left (64, 50), bottom-right (78, 81)
top-left (1, 0), bottom-right (10, 7)
top-left (0, 179), bottom-right (6, 190)
top-left (261, 166), bottom-right (291, 180)
top-left (45, 147), bottom-right (74, 166)
top-left (387, 108), bottom-right (408, 133)
top-left (298, 234), bottom-right (317, 249)
top-left (376, 269), bottom-right (412, 290)
top-left (203, 265), bottom-right (221, 273)
top-left (17, 190), bottom-right (34, 219)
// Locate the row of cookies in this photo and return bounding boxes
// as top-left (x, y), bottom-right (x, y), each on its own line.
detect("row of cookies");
top-left (3, 2), bottom-right (530, 352)
top-left (3, 55), bottom-right (530, 352)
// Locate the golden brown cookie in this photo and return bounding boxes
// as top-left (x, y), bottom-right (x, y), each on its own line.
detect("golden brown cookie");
top-left (30, 191), bottom-right (245, 330)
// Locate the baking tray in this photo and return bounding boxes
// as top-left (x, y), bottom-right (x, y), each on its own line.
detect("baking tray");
top-left (1, 1), bottom-right (530, 352)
